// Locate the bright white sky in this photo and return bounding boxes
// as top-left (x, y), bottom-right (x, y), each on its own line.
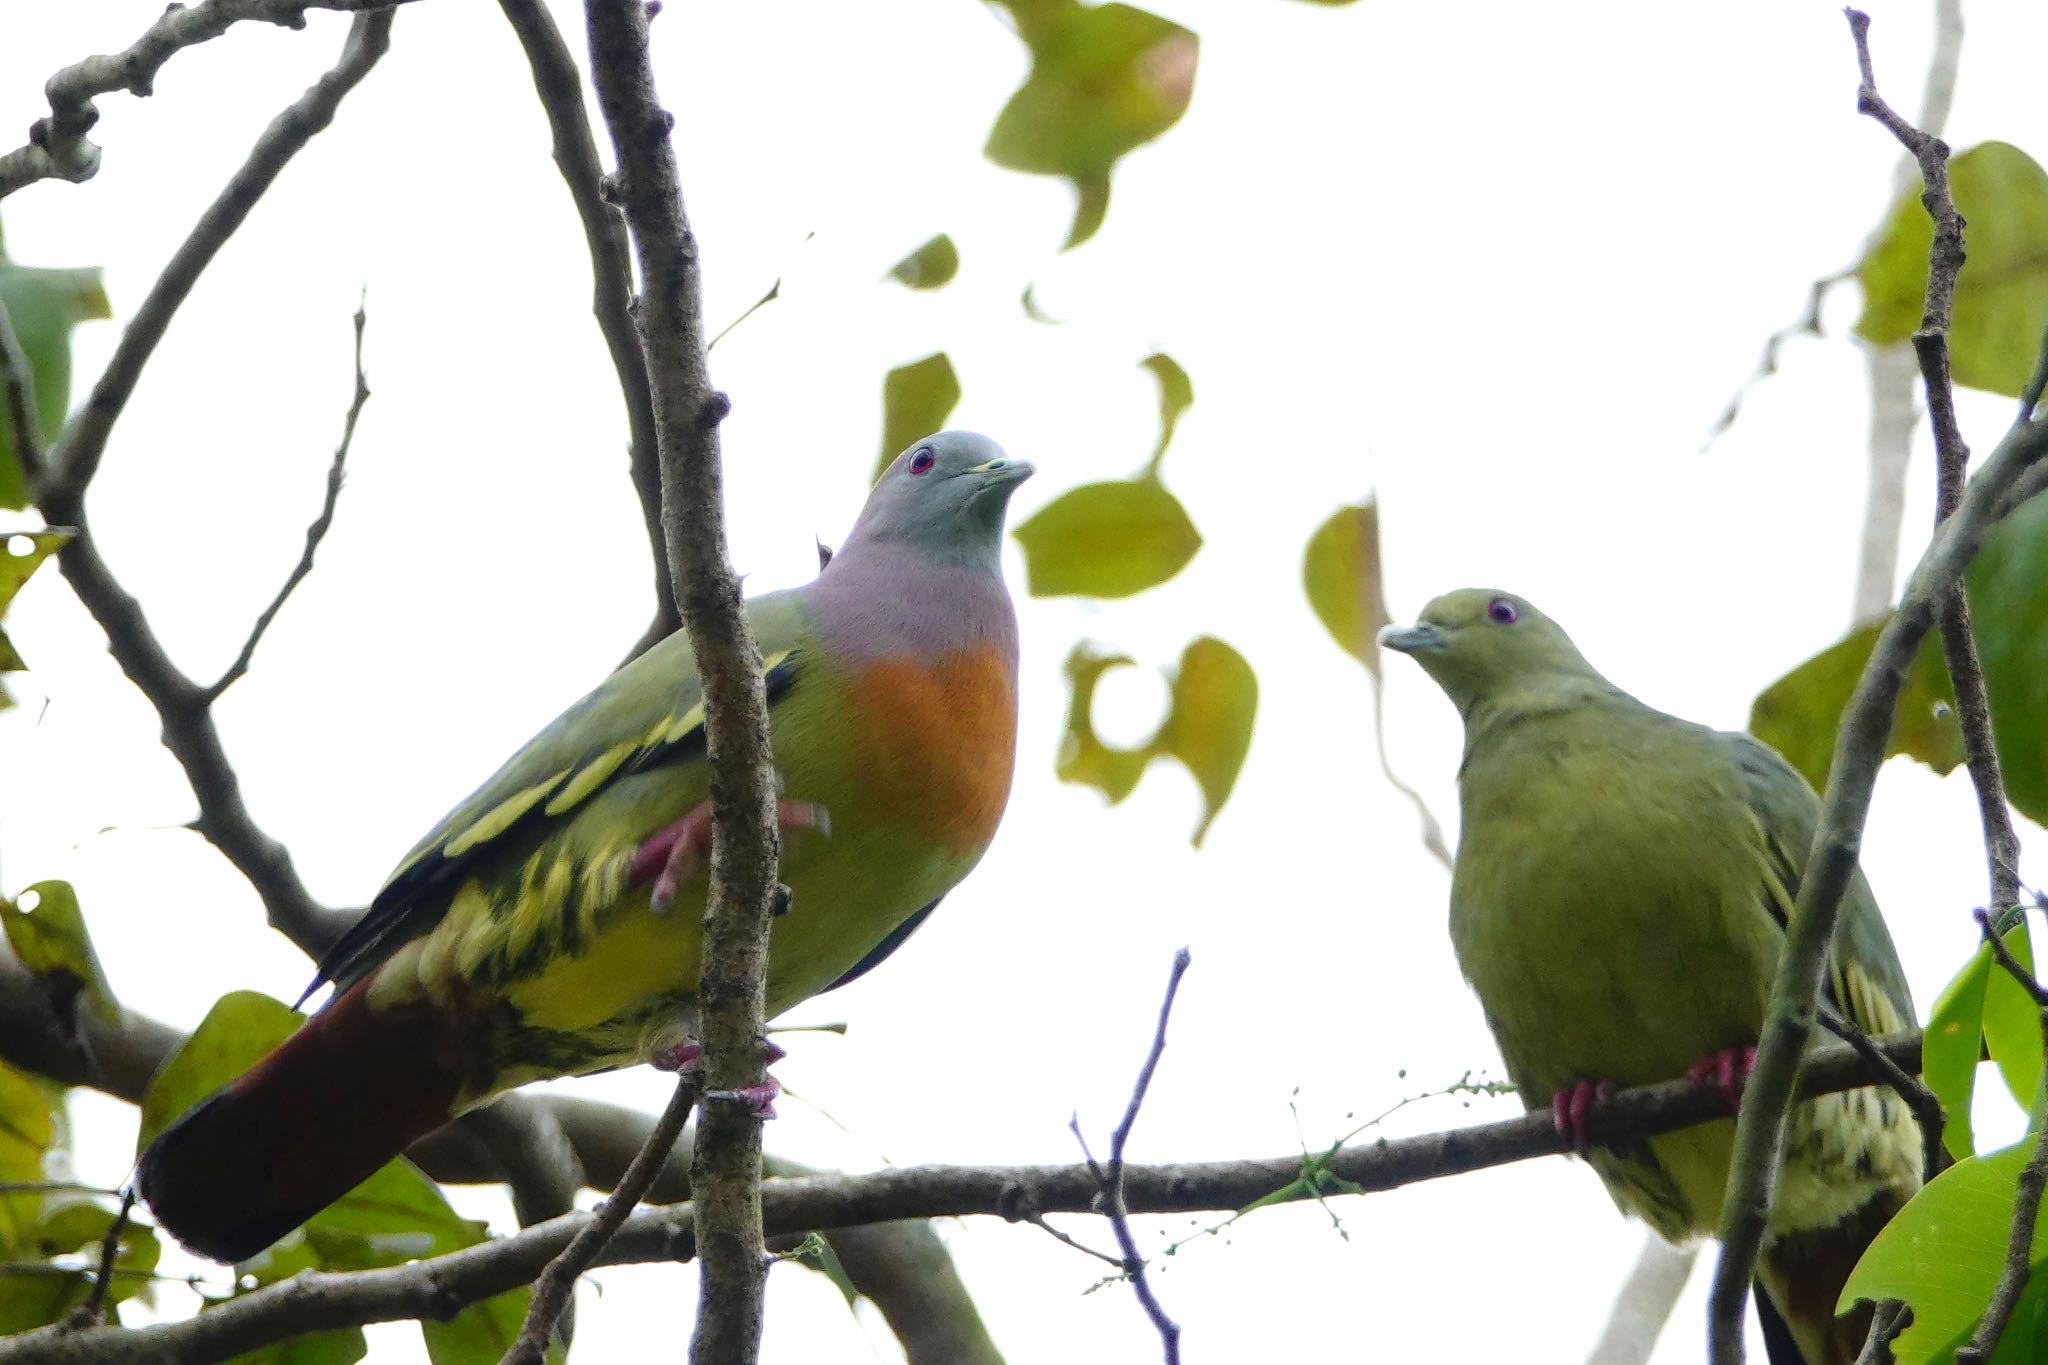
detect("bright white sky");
top-left (3, 2), bottom-right (2046, 1361)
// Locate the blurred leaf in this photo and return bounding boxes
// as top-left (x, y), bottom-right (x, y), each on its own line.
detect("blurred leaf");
top-left (301, 1159), bottom-right (484, 1271)
top-left (226, 1329), bottom-right (369, 1365)
top-left (421, 1286), bottom-right (559, 1365)
top-left (3, 880), bottom-right (117, 1027)
top-left (1856, 141), bottom-right (2048, 398)
top-left (873, 352), bottom-right (960, 482)
top-left (886, 234), bottom-right (959, 290)
top-left (0, 254), bottom-right (111, 510)
top-left (1139, 352), bottom-right (1192, 470)
top-left (1021, 283), bottom-right (1062, 324)
top-left (1925, 944), bottom-right (1991, 1161)
top-left (0, 528), bottom-right (72, 705)
top-left (1014, 477), bottom-right (1200, 597)
top-left (781, 1232), bottom-right (860, 1308)
top-left (0, 1266), bottom-right (88, 1334)
top-left (27, 1204), bottom-right (159, 1310)
top-left (1056, 637), bottom-right (1257, 844)
top-left (1056, 645), bottom-right (1148, 803)
top-left (0, 1062), bottom-right (53, 1250)
top-left (984, 2), bottom-right (1198, 248)
top-left (136, 991), bottom-right (301, 1151)
top-left (1303, 501), bottom-right (1390, 669)
top-left (1842, 1138), bottom-right (2048, 1364)
top-left (1981, 920), bottom-right (2043, 1113)
top-left (1749, 488), bottom-right (2048, 824)
top-left (1154, 637), bottom-right (1257, 845)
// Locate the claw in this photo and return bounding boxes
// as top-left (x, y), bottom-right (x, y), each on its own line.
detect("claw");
top-left (651, 1037), bottom-right (704, 1076)
top-left (1687, 1045), bottom-right (1756, 1114)
top-left (632, 797), bottom-right (834, 913)
top-left (706, 1077), bottom-right (781, 1119)
top-left (1550, 1079), bottom-right (1615, 1151)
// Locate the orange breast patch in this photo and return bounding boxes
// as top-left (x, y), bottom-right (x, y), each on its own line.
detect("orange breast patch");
top-left (845, 645), bottom-right (1018, 854)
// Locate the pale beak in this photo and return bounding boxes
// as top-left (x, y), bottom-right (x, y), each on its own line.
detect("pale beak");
top-left (1378, 622), bottom-right (1447, 654)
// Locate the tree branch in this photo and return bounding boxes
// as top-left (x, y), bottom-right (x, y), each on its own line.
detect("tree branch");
top-left (583, 6), bottom-right (779, 1360)
top-left (0, 0), bottom-right (414, 200)
top-left (0, 1030), bottom-right (1928, 1365)
top-left (495, 0), bottom-right (674, 660)
top-left (30, 11), bottom-right (395, 960)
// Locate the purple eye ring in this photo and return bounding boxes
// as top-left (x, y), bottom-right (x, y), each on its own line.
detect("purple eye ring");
top-left (1486, 597), bottom-right (1518, 625)
top-left (908, 447), bottom-right (936, 475)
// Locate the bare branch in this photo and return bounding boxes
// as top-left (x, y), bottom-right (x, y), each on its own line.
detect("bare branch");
top-left (495, 0), bottom-right (675, 658)
top-left (31, 11), bottom-right (395, 960)
top-left (507, 1075), bottom-right (700, 1365)
top-left (0, 298), bottom-right (46, 487)
top-left (204, 299), bottom-right (369, 703)
top-left (0, 1029), bottom-right (1929, 1365)
top-left (0, 0), bottom-right (414, 199)
top-left (583, 6), bottom-right (781, 1359)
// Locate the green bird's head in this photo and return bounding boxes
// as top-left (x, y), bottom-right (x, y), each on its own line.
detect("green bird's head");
top-left (849, 430), bottom-right (1036, 570)
top-left (1378, 589), bottom-right (1604, 714)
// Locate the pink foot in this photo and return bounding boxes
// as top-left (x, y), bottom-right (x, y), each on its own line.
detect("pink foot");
top-left (706, 1076), bottom-right (782, 1120)
top-left (1551, 1079), bottom-right (1616, 1151)
top-left (1686, 1045), bottom-right (1757, 1114)
top-left (650, 1035), bottom-right (786, 1119)
top-left (651, 1038), bottom-right (704, 1075)
top-left (630, 798), bottom-right (832, 912)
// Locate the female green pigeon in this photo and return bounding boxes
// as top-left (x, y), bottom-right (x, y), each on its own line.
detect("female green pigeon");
top-left (138, 432), bottom-right (1033, 1263)
top-left (1381, 589), bottom-right (1920, 1365)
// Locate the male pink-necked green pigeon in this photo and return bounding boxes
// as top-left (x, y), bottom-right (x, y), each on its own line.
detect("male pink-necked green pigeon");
top-left (1381, 589), bottom-right (1920, 1365)
top-left (138, 432), bottom-right (1033, 1263)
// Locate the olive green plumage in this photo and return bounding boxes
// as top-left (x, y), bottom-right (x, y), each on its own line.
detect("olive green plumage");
top-left (1383, 589), bottom-right (1920, 1365)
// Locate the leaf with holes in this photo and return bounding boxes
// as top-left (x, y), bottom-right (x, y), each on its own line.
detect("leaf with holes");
top-left (1014, 477), bottom-right (1200, 598)
top-left (1055, 644), bottom-right (1149, 803)
top-left (2, 880), bottom-right (116, 1029)
top-left (0, 255), bottom-right (111, 510)
top-left (886, 234), bottom-right (959, 290)
top-left (984, 1), bottom-right (1198, 248)
top-left (1857, 141), bottom-right (2048, 397)
top-left (0, 528), bottom-right (71, 705)
top-left (873, 353), bottom-right (961, 482)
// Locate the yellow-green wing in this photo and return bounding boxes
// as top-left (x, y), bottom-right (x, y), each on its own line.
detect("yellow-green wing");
top-left (307, 592), bottom-right (811, 1000)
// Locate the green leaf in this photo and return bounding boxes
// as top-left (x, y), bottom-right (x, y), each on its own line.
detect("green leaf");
top-left (1749, 487), bottom-right (2048, 827)
top-left (1139, 352), bottom-right (1192, 471)
top-left (1013, 477), bottom-right (1201, 597)
top-left (0, 1267), bottom-right (89, 1335)
top-left (1302, 500), bottom-right (1390, 669)
top-left (984, 2), bottom-right (1198, 248)
top-left (0, 1061), bottom-right (54, 1250)
top-left (1056, 645), bottom-right (1149, 803)
top-left (0, 528), bottom-right (72, 704)
top-left (300, 1159), bottom-right (484, 1271)
top-left (27, 1204), bottom-right (160, 1310)
top-left (2, 881), bottom-right (117, 1026)
top-left (1925, 944), bottom-right (1992, 1160)
top-left (0, 257), bottom-right (111, 510)
top-left (136, 991), bottom-right (301, 1152)
top-left (225, 1328), bottom-right (369, 1365)
top-left (1981, 921), bottom-right (2044, 1114)
top-left (1856, 141), bottom-right (2048, 398)
top-left (779, 1232), bottom-right (860, 1308)
top-left (421, 1287), bottom-right (560, 1365)
top-left (1055, 636), bottom-right (1257, 844)
top-left (1154, 636), bottom-right (1257, 846)
top-left (1842, 1138), bottom-right (2048, 1364)
top-left (873, 352), bottom-right (961, 482)
top-left (886, 234), bottom-right (959, 290)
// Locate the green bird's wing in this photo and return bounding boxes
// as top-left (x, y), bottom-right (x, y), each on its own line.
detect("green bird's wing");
top-left (305, 594), bottom-right (809, 1001)
top-left (1723, 731), bottom-right (1916, 1037)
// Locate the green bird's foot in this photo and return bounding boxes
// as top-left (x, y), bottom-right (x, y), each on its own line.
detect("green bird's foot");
top-left (633, 798), bottom-right (833, 913)
top-left (1685, 1044), bottom-right (1756, 1114)
top-left (1551, 1080), bottom-right (1615, 1151)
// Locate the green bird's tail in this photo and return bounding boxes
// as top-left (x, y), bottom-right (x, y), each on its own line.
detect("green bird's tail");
top-left (136, 976), bottom-right (468, 1263)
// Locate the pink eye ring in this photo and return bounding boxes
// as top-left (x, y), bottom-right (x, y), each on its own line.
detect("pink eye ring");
top-left (1486, 597), bottom-right (1518, 625)
top-left (908, 447), bottom-right (936, 475)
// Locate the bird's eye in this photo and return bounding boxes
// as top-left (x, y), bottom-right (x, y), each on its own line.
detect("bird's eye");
top-left (908, 447), bottom-right (936, 475)
top-left (1486, 597), bottom-right (1518, 625)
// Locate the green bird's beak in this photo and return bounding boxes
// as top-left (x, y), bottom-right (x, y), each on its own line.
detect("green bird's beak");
top-left (1378, 622), bottom-right (1447, 654)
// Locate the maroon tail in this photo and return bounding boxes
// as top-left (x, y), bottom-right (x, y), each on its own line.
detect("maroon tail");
top-left (136, 977), bottom-right (469, 1263)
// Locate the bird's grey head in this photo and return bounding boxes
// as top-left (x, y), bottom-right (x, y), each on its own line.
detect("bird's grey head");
top-left (842, 431), bottom-right (1035, 572)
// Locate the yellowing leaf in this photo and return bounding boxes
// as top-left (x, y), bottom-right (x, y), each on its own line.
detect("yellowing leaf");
top-left (0, 254), bottom-right (110, 511)
top-left (1856, 141), bottom-right (2048, 397)
top-left (886, 234), bottom-right (959, 290)
top-left (0, 528), bottom-right (72, 705)
top-left (1303, 501), bottom-right (1390, 669)
top-left (984, 2), bottom-right (1198, 249)
top-left (1013, 477), bottom-right (1200, 597)
top-left (1140, 352), bottom-right (1192, 471)
top-left (1055, 637), bottom-right (1257, 844)
top-left (873, 352), bottom-right (961, 482)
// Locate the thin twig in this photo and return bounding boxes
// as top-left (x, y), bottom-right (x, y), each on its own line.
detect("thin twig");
top-left (1075, 949), bottom-right (1191, 1364)
top-left (31, 11), bottom-right (395, 961)
top-left (495, 0), bottom-right (674, 660)
top-left (582, 5), bottom-right (781, 1362)
top-left (0, 298), bottom-right (46, 487)
top-left (506, 1075), bottom-right (701, 1365)
top-left (1955, 908), bottom-right (2048, 1365)
top-left (0, 0), bottom-right (415, 199)
top-left (1818, 1006), bottom-right (1946, 1183)
top-left (60, 1186), bottom-right (136, 1328)
top-left (1021, 1212), bottom-right (1124, 1268)
top-left (204, 299), bottom-right (369, 703)
top-left (0, 1030), bottom-right (1931, 1365)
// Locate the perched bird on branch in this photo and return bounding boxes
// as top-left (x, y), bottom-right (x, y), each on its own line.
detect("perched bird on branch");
top-left (139, 432), bottom-right (1033, 1263)
top-left (1381, 589), bottom-right (1920, 1365)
